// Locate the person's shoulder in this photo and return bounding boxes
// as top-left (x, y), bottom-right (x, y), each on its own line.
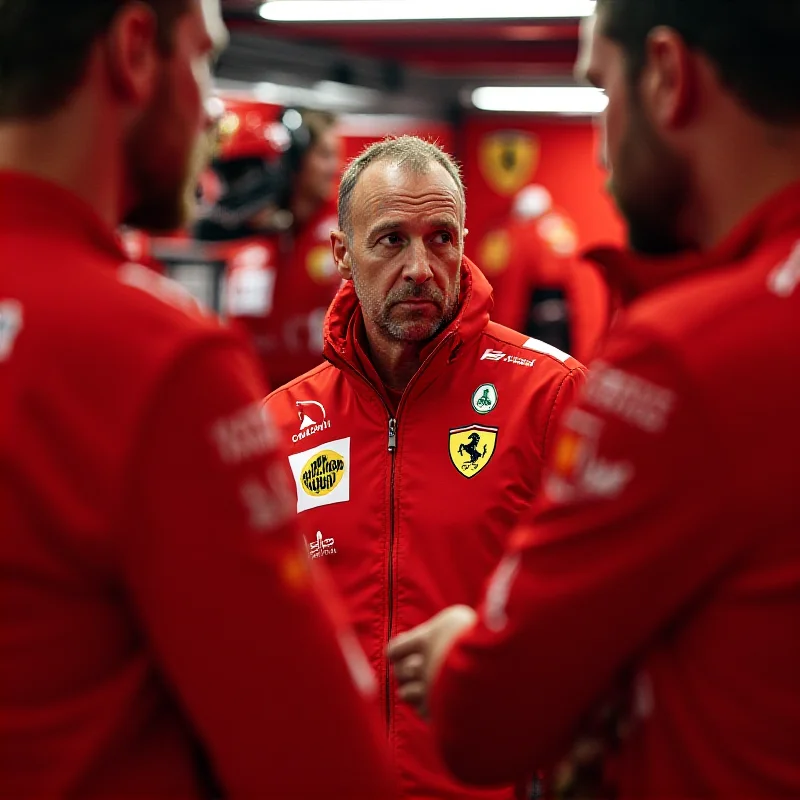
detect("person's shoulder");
top-left (97, 259), bottom-right (229, 352)
top-left (480, 321), bottom-right (586, 378)
top-left (265, 361), bottom-right (339, 410)
top-left (625, 233), bottom-right (800, 376)
top-left (20, 252), bottom-right (235, 384)
top-left (263, 362), bottom-right (341, 446)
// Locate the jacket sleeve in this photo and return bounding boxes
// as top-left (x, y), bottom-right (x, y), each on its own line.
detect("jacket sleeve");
top-left (542, 365), bottom-right (588, 464)
top-left (119, 336), bottom-right (396, 799)
top-left (429, 326), bottom-right (744, 787)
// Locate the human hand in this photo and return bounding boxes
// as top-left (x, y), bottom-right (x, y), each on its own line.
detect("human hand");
top-left (387, 605), bottom-right (477, 717)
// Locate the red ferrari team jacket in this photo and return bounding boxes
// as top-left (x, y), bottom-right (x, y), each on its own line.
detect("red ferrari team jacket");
top-left (430, 182), bottom-right (800, 798)
top-left (264, 259), bottom-right (587, 799)
top-left (223, 202), bottom-right (342, 388)
top-left (0, 173), bottom-right (396, 799)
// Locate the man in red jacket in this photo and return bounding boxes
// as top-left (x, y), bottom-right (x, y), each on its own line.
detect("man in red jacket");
top-left (0, 1), bottom-right (396, 798)
top-left (264, 136), bottom-right (587, 799)
top-left (390, 1), bottom-right (800, 797)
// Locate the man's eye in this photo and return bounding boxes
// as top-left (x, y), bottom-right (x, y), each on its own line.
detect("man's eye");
top-left (380, 233), bottom-right (403, 246)
top-left (433, 231), bottom-right (453, 244)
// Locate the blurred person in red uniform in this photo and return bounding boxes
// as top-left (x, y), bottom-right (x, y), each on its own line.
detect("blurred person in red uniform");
top-left (204, 107), bottom-right (344, 388)
top-left (481, 184), bottom-right (609, 364)
top-left (264, 136), bottom-right (587, 800)
top-left (390, 1), bottom-right (800, 797)
top-left (0, 1), bottom-right (397, 798)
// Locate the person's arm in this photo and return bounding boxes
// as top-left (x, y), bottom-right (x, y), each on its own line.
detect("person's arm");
top-left (120, 336), bottom-right (395, 799)
top-left (425, 329), bottom-right (744, 786)
top-left (541, 364), bottom-right (588, 460)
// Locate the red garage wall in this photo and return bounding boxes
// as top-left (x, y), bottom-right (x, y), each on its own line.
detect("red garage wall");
top-left (459, 116), bottom-right (625, 262)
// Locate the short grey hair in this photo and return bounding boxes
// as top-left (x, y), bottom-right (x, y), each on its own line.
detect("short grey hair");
top-left (337, 135), bottom-right (466, 236)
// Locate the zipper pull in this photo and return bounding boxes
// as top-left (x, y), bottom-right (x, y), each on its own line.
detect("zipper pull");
top-left (388, 418), bottom-right (397, 452)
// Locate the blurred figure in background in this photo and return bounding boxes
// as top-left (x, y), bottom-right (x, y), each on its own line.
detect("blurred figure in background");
top-left (200, 107), bottom-right (344, 387)
top-left (0, 1), bottom-right (396, 797)
top-left (391, 0), bottom-right (800, 797)
top-left (481, 184), bottom-right (609, 363)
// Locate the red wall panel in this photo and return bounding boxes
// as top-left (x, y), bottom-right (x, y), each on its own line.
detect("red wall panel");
top-left (460, 116), bottom-right (625, 262)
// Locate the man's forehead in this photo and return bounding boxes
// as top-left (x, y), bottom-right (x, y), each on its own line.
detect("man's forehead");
top-left (201, 0), bottom-right (229, 52)
top-left (359, 161), bottom-right (460, 203)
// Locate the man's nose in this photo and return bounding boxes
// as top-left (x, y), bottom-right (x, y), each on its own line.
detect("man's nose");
top-left (403, 238), bottom-right (434, 284)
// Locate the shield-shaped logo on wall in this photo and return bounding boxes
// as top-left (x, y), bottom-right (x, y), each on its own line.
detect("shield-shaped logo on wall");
top-left (479, 131), bottom-right (539, 196)
top-left (477, 228), bottom-right (512, 275)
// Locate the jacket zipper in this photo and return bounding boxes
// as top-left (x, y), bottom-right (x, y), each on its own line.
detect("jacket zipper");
top-left (385, 417), bottom-right (398, 729)
top-left (327, 333), bottom-right (456, 733)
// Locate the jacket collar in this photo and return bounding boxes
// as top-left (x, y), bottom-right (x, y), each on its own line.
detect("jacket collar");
top-left (323, 256), bottom-right (493, 392)
top-left (585, 179), bottom-right (800, 307)
top-left (0, 171), bottom-right (127, 263)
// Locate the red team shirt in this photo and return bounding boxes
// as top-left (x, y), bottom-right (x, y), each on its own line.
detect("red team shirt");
top-left (430, 182), bottom-right (800, 797)
top-left (0, 172), bottom-right (396, 799)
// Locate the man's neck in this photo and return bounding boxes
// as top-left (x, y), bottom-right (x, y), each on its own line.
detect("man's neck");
top-left (0, 102), bottom-right (122, 230)
top-left (361, 317), bottom-right (426, 392)
top-left (690, 125), bottom-right (800, 250)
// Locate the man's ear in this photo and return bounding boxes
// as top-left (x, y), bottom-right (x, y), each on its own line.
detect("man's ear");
top-left (103, 3), bottom-right (161, 106)
top-left (331, 230), bottom-right (353, 281)
top-left (642, 26), bottom-right (696, 129)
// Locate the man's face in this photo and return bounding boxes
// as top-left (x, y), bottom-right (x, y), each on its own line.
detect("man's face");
top-left (338, 161), bottom-right (464, 343)
top-left (297, 127), bottom-right (343, 204)
top-left (124, 0), bottom-right (227, 232)
top-left (579, 8), bottom-right (690, 254)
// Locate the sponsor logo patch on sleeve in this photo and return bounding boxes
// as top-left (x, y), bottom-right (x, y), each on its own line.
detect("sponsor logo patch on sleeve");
top-left (584, 362), bottom-right (676, 433)
top-left (210, 402), bottom-right (280, 464)
top-left (546, 408), bottom-right (634, 504)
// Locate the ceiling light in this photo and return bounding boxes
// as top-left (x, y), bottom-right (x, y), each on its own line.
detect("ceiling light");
top-left (471, 86), bottom-right (608, 115)
top-left (259, 0), bottom-right (596, 23)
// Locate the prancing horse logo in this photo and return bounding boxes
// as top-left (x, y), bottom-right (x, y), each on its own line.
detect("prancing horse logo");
top-left (459, 432), bottom-right (487, 467)
top-left (449, 424), bottom-right (498, 478)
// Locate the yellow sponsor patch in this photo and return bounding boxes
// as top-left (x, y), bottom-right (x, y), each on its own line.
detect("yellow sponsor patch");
top-left (449, 424), bottom-right (498, 478)
top-left (300, 449), bottom-right (345, 497)
top-left (288, 437), bottom-right (351, 513)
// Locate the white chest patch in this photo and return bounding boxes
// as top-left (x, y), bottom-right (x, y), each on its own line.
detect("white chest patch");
top-left (287, 437), bottom-right (351, 513)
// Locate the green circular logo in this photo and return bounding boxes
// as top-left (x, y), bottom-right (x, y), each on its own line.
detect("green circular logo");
top-left (472, 383), bottom-right (498, 414)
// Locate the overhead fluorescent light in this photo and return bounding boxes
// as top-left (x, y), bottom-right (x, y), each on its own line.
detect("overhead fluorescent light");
top-left (218, 79), bottom-right (379, 111)
top-left (259, 0), bottom-right (596, 23)
top-left (471, 86), bottom-right (608, 114)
